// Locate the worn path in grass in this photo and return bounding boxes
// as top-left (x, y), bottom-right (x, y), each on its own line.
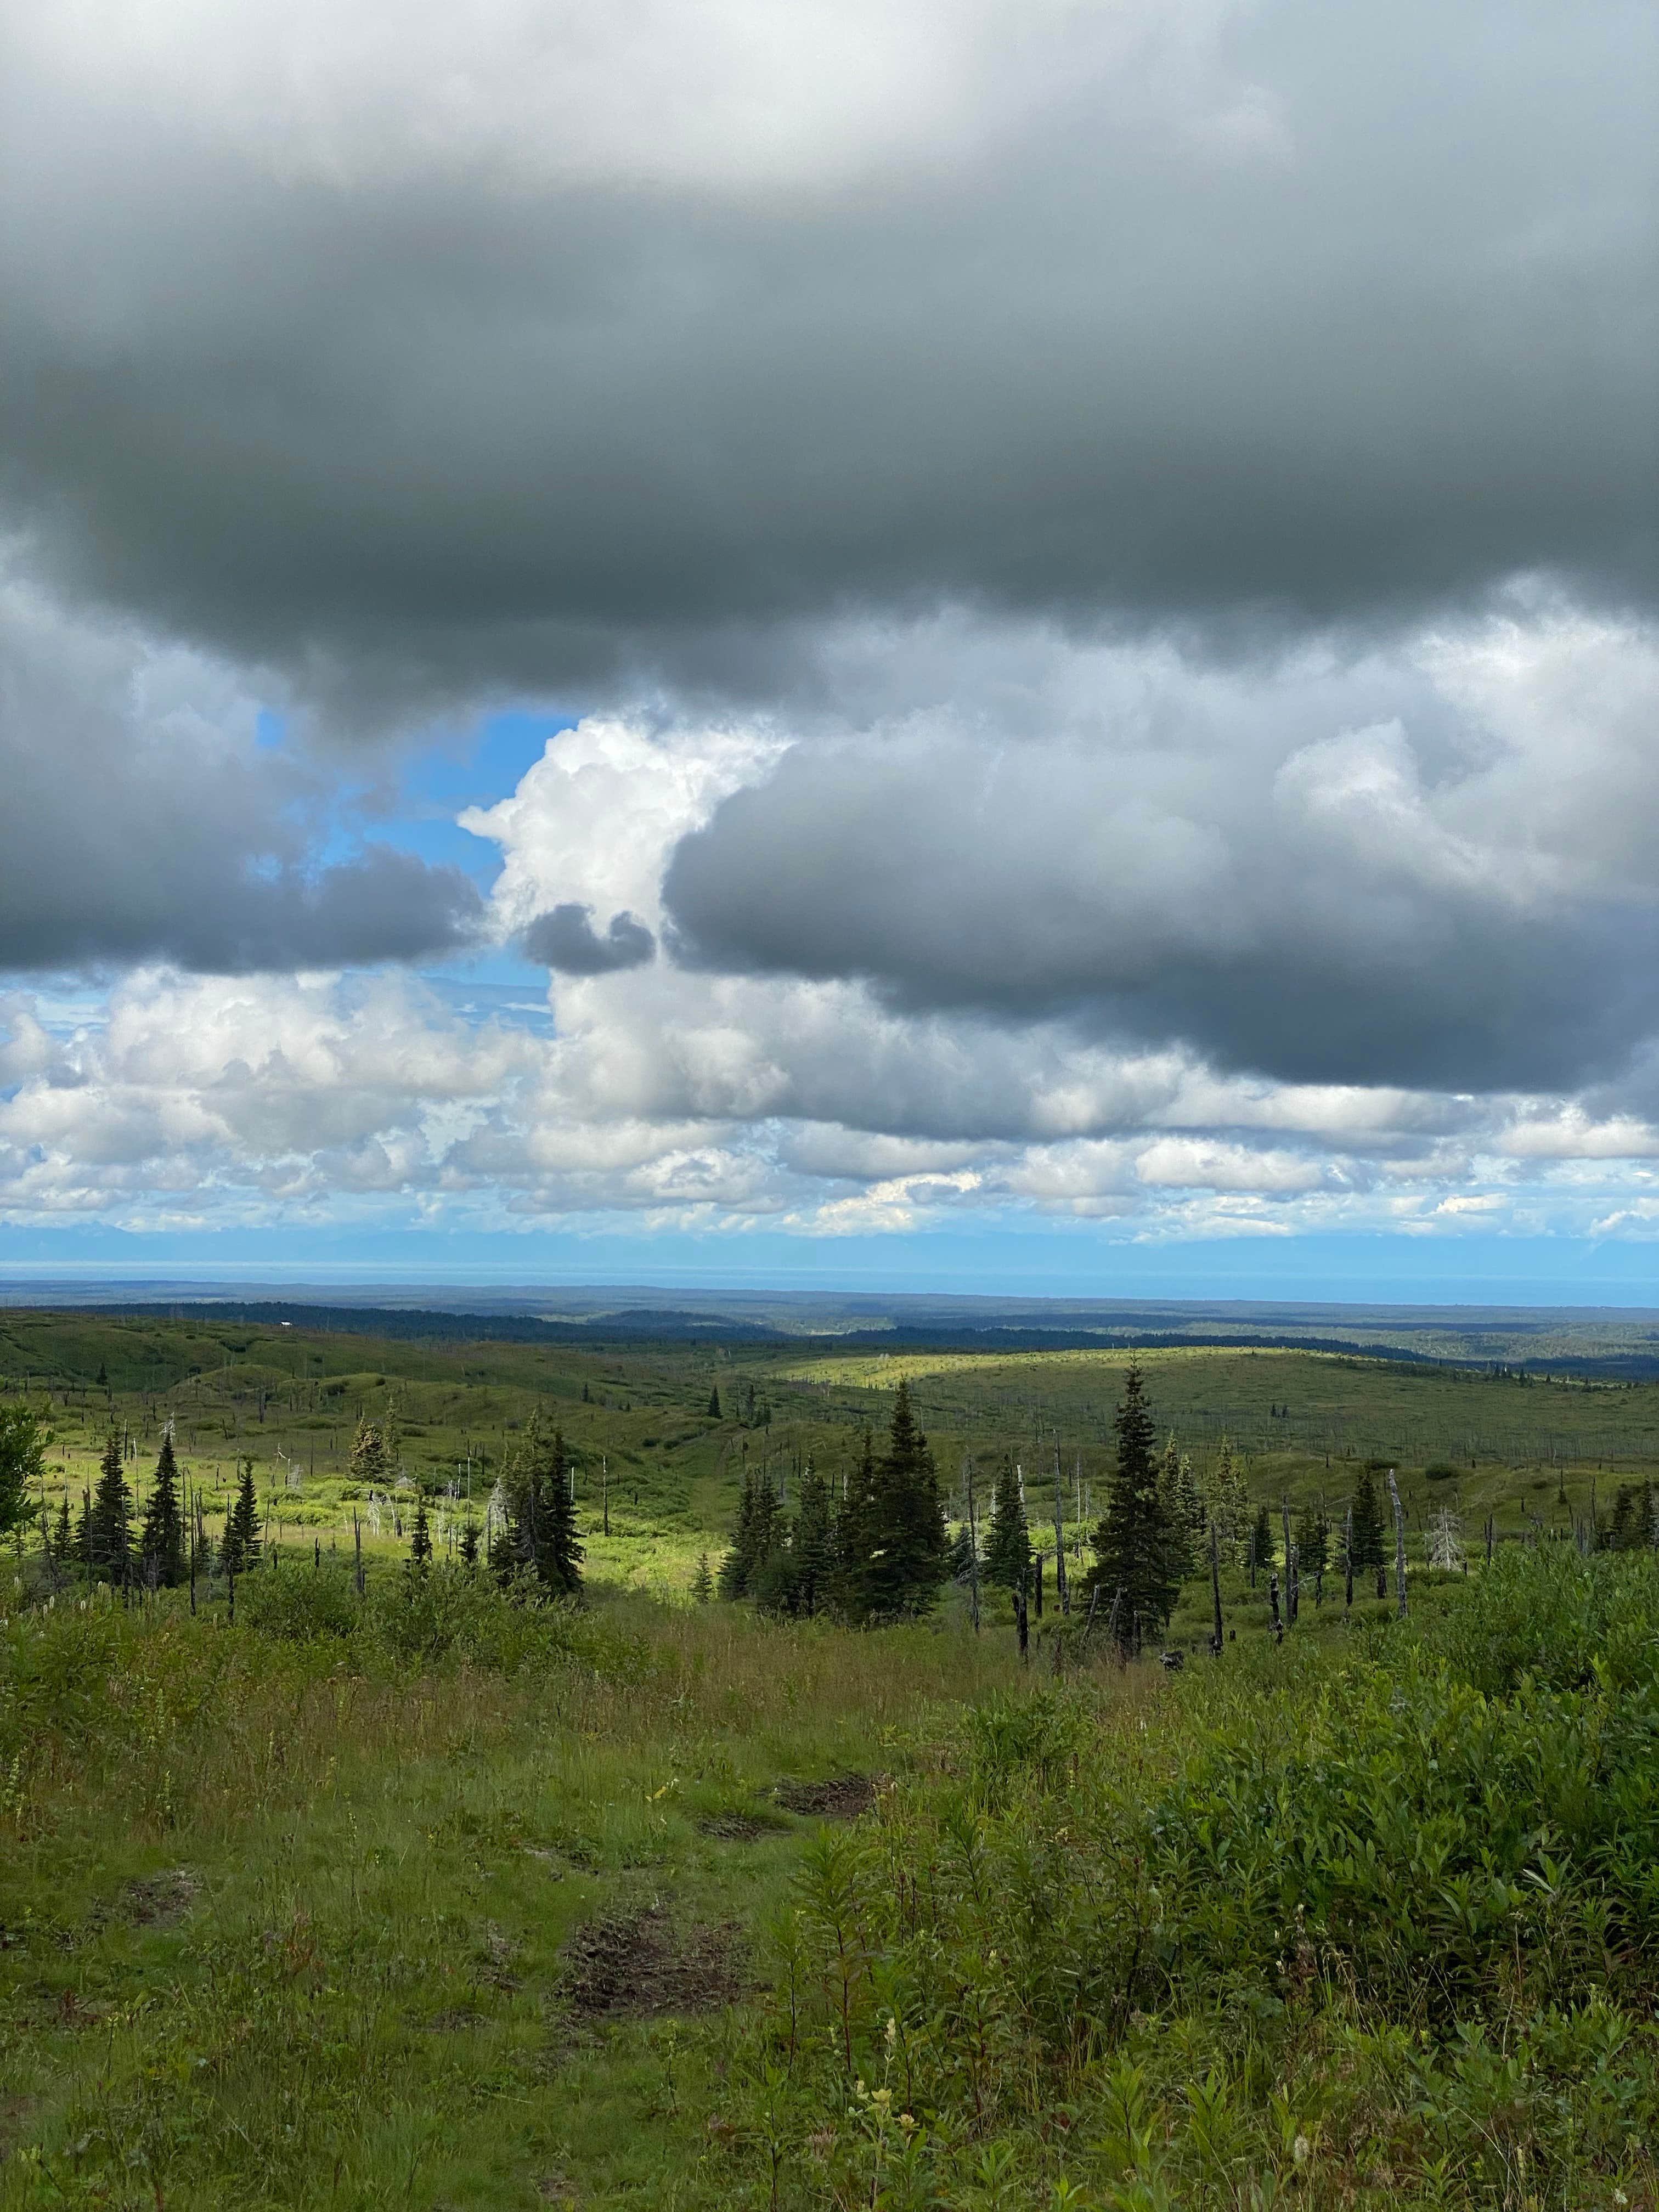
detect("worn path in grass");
top-left (0, 1589), bottom-right (1025, 2210)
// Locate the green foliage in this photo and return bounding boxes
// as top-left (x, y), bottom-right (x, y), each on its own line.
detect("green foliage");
top-left (138, 1427), bottom-right (187, 1588)
top-left (1090, 1361), bottom-right (1180, 1646)
top-left (837, 1381), bottom-right (949, 1625)
top-left (1294, 1497), bottom-right (1328, 1578)
top-left (785, 1459), bottom-right (837, 1618)
top-left (220, 1457), bottom-right (261, 1575)
top-left (235, 1554), bottom-right (362, 1639)
top-left (88, 1430), bottom-right (132, 1584)
top-left (347, 1416), bottom-right (389, 1487)
top-left (730, 1548), bottom-right (1659, 2207)
top-left (0, 1398), bottom-right (47, 1538)
top-left (1605, 1479), bottom-right (1655, 1551)
top-left (1349, 1463), bottom-right (1386, 1570)
top-left (718, 1460), bottom-right (781, 1599)
top-left (1248, 1502), bottom-right (1274, 1576)
top-left (983, 1457), bottom-right (1030, 1592)
top-left (496, 1415), bottom-right (584, 1596)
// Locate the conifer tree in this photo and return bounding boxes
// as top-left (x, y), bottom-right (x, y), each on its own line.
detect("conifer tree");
top-left (788, 1460), bottom-right (837, 1618)
top-left (692, 1551), bottom-right (713, 1602)
top-left (1295, 1499), bottom-right (1328, 1579)
top-left (138, 1428), bottom-right (187, 1588)
top-left (408, 1496), bottom-right (433, 1571)
top-left (1204, 1436), bottom-right (1249, 1564)
top-left (1157, 1436), bottom-right (1205, 1580)
top-left (53, 1493), bottom-right (72, 1567)
top-left (88, 1431), bottom-right (133, 1585)
top-left (458, 1515), bottom-right (481, 1567)
top-left (947, 1518), bottom-right (980, 1583)
top-left (983, 1458), bottom-right (1030, 1591)
top-left (718, 1463), bottom-right (778, 1599)
top-left (1349, 1466), bottom-right (1386, 1572)
top-left (75, 1488), bottom-right (93, 1572)
top-left (1249, 1504), bottom-right (1276, 1580)
top-left (349, 1420), bottom-right (390, 1489)
top-left (504, 1419), bottom-right (583, 1596)
top-left (1089, 1362), bottom-right (1179, 1650)
top-left (0, 1402), bottom-right (47, 1542)
top-left (221, 1459), bottom-right (261, 1575)
top-left (707, 1385), bottom-right (722, 1419)
top-left (838, 1383), bottom-right (947, 1624)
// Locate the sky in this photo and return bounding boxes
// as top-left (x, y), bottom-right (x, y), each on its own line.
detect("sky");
top-left (0, 0), bottom-right (1656, 1302)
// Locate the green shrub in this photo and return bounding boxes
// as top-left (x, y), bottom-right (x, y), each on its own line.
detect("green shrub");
top-left (236, 1558), bottom-right (359, 1640)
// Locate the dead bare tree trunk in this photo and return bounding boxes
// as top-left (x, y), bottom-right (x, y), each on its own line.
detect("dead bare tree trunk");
top-left (1387, 1469), bottom-right (1407, 1618)
top-left (1209, 1516), bottom-right (1223, 1655)
top-left (1053, 1448), bottom-right (1069, 1616)
top-left (964, 1454), bottom-right (980, 1635)
top-left (1344, 1504), bottom-right (1354, 1613)
top-left (1268, 1570), bottom-right (1283, 1643)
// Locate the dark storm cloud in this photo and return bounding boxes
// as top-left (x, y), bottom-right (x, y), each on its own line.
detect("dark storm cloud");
top-left (520, 905), bottom-right (656, 975)
top-left (0, 0), bottom-right (1652, 704)
top-left (0, 585), bottom-right (483, 973)
top-left (662, 682), bottom-right (1659, 1094)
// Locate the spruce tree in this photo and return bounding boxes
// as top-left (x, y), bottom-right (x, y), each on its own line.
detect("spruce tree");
top-left (505, 1420), bottom-right (583, 1596)
top-left (458, 1515), bottom-right (481, 1567)
top-left (1295, 1499), bottom-right (1328, 1579)
top-left (1089, 1362), bottom-right (1179, 1649)
top-left (839, 1383), bottom-right (947, 1624)
top-left (983, 1458), bottom-right (1030, 1592)
top-left (691, 1551), bottom-right (713, 1602)
top-left (409, 1496), bottom-right (433, 1571)
top-left (1349, 1466), bottom-right (1386, 1572)
top-left (1157, 1436), bottom-right (1204, 1580)
top-left (831, 1432), bottom-right (877, 1616)
top-left (788, 1461), bottom-right (837, 1618)
top-left (221, 1459), bottom-right (261, 1575)
top-left (138, 1429), bottom-right (187, 1588)
top-left (718, 1464), bottom-right (778, 1600)
top-left (349, 1420), bottom-right (390, 1490)
top-left (707, 1385), bottom-right (723, 1420)
top-left (53, 1493), bottom-right (72, 1567)
top-left (947, 1519), bottom-right (980, 1584)
top-left (0, 1402), bottom-right (47, 1541)
top-left (1205, 1436), bottom-right (1249, 1564)
top-left (88, 1431), bottom-right (133, 1585)
top-left (1249, 1504), bottom-right (1276, 1579)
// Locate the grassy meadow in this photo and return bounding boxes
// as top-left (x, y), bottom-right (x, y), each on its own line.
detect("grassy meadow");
top-left (3, 1307), bottom-right (1659, 2207)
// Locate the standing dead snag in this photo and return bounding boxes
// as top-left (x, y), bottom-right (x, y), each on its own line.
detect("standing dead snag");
top-left (1386, 1468), bottom-right (1408, 1617)
top-left (1052, 1447), bottom-right (1069, 1616)
top-left (1208, 1516), bottom-right (1223, 1654)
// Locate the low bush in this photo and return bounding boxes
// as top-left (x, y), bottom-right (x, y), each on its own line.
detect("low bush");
top-left (727, 1549), bottom-right (1659, 2206)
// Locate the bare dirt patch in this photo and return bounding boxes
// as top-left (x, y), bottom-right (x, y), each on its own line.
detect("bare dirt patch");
top-left (771, 1774), bottom-right (879, 1820)
top-left (560, 1906), bottom-right (744, 2022)
top-left (122, 1870), bottom-right (200, 1927)
top-left (697, 1812), bottom-right (781, 1841)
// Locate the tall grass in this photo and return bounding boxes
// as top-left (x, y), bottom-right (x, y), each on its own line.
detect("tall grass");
top-left (0, 1569), bottom-right (1023, 2209)
top-left (726, 1549), bottom-right (1659, 2208)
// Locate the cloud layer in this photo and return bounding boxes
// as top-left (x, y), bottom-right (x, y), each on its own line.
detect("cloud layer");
top-left (0, 1), bottom-right (1654, 1259)
top-left (0, 0), bottom-right (1652, 704)
top-left (0, 568), bottom-right (482, 972)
